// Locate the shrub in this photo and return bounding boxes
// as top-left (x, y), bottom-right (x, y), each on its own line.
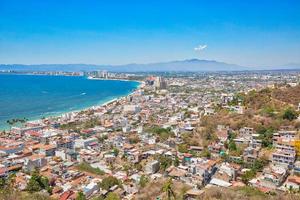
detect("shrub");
top-left (282, 107), bottom-right (298, 121)
top-left (76, 162), bottom-right (105, 175)
top-left (26, 170), bottom-right (52, 194)
top-left (139, 175), bottom-right (149, 188)
top-left (99, 176), bottom-right (120, 191)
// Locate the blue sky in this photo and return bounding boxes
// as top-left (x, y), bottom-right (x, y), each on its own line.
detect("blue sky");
top-left (0, 0), bottom-right (300, 67)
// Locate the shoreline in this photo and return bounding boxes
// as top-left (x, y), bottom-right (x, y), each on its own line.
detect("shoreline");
top-left (0, 77), bottom-right (143, 131)
top-left (87, 76), bottom-right (142, 84)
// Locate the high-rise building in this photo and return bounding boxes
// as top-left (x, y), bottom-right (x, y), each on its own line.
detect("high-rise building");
top-left (100, 70), bottom-right (108, 78)
top-left (154, 76), bottom-right (167, 89)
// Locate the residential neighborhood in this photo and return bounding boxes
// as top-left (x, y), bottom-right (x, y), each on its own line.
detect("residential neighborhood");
top-left (1, 71), bottom-right (300, 200)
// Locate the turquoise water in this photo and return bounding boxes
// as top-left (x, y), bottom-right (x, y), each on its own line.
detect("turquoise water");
top-left (0, 74), bottom-right (139, 130)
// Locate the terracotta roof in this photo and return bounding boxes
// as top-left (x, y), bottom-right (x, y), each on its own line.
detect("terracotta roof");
top-left (0, 167), bottom-right (7, 175)
top-left (199, 160), bottom-right (217, 170)
top-left (168, 167), bottom-right (187, 177)
top-left (123, 143), bottom-right (134, 149)
top-left (41, 144), bottom-right (56, 151)
top-left (32, 143), bottom-right (43, 150)
top-left (0, 144), bottom-right (22, 151)
top-left (59, 190), bottom-right (74, 200)
top-left (52, 186), bottom-right (63, 194)
top-left (228, 163), bottom-right (242, 170)
top-left (26, 130), bottom-right (41, 137)
top-left (28, 154), bottom-right (45, 160)
top-left (257, 186), bottom-right (272, 193)
top-left (288, 176), bottom-right (300, 184)
top-left (8, 164), bottom-right (22, 171)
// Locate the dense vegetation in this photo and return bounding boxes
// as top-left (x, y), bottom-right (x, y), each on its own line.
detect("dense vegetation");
top-left (0, 173), bottom-right (53, 200)
top-left (192, 85), bottom-right (300, 149)
top-left (139, 175), bottom-right (149, 188)
top-left (75, 162), bottom-right (105, 176)
top-left (98, 176), bottom-right (121, 191)
top-left (26, 170), bottom-right (52, 194)
top-left (146, 126), bottom-right (174, 141)
top-left (60, 117), bottom-right (101, 132)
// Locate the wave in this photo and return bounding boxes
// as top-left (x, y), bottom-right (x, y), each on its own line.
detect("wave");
top-left (0, 74), bottom-right (140, 130)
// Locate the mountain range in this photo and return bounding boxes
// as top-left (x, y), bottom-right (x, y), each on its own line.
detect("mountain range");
top-left (0, 59), bottom-right (300, 72)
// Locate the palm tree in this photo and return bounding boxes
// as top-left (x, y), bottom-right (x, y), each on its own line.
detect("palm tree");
top-left (7, 117), bottom-right (28, 129)
top-left (6, 119), bottom-right (13, 131)
top-left (19, 117), bottom-right (28, 127)
top-left (162, 178), bottom-right (176, 200)
top-left (10, 119), bottom-right (18, 126)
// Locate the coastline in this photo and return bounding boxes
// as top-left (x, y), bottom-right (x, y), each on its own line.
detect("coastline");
top-left (87, 76), bottom-right (143, 84)
top-left (0, 77), bottom-right (142, 131)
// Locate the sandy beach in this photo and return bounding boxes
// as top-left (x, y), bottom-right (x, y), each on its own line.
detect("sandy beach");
top-left (25, 78), bottom-right (143, 125)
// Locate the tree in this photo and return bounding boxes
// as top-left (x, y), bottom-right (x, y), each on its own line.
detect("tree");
top-left (26, 170), bottom-right (52, 194)
top-left (26, 171), bottom-right (43, 193)
top-left (76, 191), bottom-right (87, 200)
top-left (0, 174), bottom-right (53, 200)
top-left (177, 143), bottom-right (188, 153)
top-left (92, 196), bottom-right (105, 200)
top-left (228, 139), bottom-right (237, 151)
top-left (6, 118), bottom-right (28, 129)
top-left (112, 148), bottom-right (119, 156)
top-left (261, 106), bottom-right (275, 117)
top-left (123, 163), bottom-right (132, 176)
top-left (282, 107), bottom-right (298, 121)
top-left (256, 125), bottom-right (275, 148)
top-left (97, 135), bottom-right (108, 143)
top-left (76, 162), bottom-right (104, 175)
top-left (6, 119), bottom-right (14, 130)
top-left (162, 178), bottom-right (176, 200)
top-left (228, 131), bottom-right (237, 140)
top-left (0, 173), bottom-right (17, 199)
top-left (241, 169), bottom-right (256, 184)
top-left (157, 155), bottom-right (172, 171)
top-left (99, 176), bottom-right (120, 191)
top-left (147, 126), bottom-right (173, 141)
top-left (105, 192), bottom-right (120, 200)
top-left (173, 156), bottom-right (180, 167)
top-left (19, 117), bottom-right (28, 125)
top-left (200, 149), bottom-right (211, 158)
top-left (0, 178), bottom-right (6, 190)
top-left (139, 175), bottom-right (149, 188)
top-left (134, 163), bottom-right (142, 171)
top-left (252, 158), bottom-right (268, 172)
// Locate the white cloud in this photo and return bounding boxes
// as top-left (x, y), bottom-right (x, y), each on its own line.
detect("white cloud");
top-left (194, 44), bottom-right (207, 51)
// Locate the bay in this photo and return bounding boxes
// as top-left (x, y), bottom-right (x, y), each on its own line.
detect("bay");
top-left (0, 74), bottom-right (139, 130)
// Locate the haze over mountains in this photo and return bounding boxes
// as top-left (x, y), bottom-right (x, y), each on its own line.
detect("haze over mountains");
top-left (0, 59), bottom-right (300, 72)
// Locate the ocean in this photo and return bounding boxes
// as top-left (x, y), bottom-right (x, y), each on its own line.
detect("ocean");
top-left (0, 74), bottom-right (140, 130)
